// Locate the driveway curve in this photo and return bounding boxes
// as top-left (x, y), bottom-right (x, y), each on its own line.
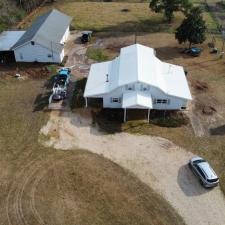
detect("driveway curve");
top-left (40, 111), bottom-right (225, 225)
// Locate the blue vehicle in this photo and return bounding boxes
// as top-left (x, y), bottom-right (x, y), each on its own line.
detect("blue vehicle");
top-left (182, 47), bottom-right (202, 57)
top-left (54, 68), bottom-right (71, 85)
top-left (189, 47), bottom-right (202, 56)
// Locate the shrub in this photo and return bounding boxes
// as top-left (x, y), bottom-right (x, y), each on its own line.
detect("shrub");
top-left (86, 48), bottom-right (109, 62)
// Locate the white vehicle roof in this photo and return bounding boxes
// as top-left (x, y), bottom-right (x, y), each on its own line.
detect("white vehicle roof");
top-left (198, 162), bottom-right (218, 180)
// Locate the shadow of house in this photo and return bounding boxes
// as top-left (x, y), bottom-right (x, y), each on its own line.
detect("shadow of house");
top-left (177, 164), bottom-right (212, 197)
top-left (209, 125), bottom-right (225, 136)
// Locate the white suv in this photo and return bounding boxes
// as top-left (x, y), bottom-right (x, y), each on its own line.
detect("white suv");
top-left (189, 156), bottom-right (219, 188)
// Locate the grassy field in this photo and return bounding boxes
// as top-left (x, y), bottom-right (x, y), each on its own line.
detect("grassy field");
top-left (0, 72), bottom-right (185, 224)
top-left (19, 0), bottom-right (218, 32)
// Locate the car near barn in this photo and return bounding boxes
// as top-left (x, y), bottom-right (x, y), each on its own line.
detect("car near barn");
top-left (84, 44), bottom-right (192, 121)
top-left (0, 9), bottom-right (71, 64)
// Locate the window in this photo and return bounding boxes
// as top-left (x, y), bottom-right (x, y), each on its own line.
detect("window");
top-left (111, 98), bottom-right (121, 103)
top-left (196, 166), bottom-right (206, 179)
top-left (140, 84), bottom-right (149, 91)
top-left (19, 53), bottom-right (23, 60)
top-left (48, 54), bottom-right (52, 58)
top-left (31, 41), bottom-right (35, 45)
top-left (153, 99), bottom-right (170, 104)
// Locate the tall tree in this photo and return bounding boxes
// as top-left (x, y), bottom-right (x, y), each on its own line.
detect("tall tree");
top-left (149, 0), bottom-right (192, 22)
top-left (175, 6), bottom-right (206, 48)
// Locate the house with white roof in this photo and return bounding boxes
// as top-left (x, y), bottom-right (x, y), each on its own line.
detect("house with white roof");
top-left (84, 44), bottom-right (192, 121)
top-left (0, 9), bottom-right (72, 64)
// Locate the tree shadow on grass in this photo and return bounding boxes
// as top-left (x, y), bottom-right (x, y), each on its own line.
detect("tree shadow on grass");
top-left (86, 19), bottom-right (172, 34)
top-left (209, 124), bottom-right (225, 136)
top-left (155, 46), bottom-right (193, 60)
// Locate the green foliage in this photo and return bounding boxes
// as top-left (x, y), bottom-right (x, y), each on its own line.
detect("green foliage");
top-left (175, 6), bottom-right (206, 47)
top-left (0, 0), bottom-right (25, 31)
top-left (86, 48), bottom-right (109, 62)
top-left (15, 0), bottom-right (46, 12)
top-left (71, 78), bottom-right (87, 109)
top-left (149, 0), bottom-right (192, 22)
top-left (151, 114), bottom-right (189, 128)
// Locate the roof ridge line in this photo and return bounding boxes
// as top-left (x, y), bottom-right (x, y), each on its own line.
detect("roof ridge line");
top-left (32, 10), bottom-right (54, 42)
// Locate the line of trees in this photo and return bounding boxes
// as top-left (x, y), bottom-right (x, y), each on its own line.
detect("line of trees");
top-left (15, 0), bottom-right (53, 12)
top-left (149, 0), bottom-right (207, 48)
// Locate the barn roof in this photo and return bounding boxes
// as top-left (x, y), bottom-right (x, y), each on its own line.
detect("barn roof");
top-left (11, 9), bottom-right (72, 52)
top-left (0, 31), bottom-right (25, 51)
top-left (84, 44), bottom-right (192, 100)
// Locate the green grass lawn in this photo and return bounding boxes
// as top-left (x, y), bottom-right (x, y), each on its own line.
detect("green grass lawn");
top-left (20, 1), bottom-right (218, 32)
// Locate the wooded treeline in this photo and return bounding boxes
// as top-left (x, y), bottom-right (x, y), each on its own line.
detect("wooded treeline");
top-left (15, 0), bottom-right (51, 12)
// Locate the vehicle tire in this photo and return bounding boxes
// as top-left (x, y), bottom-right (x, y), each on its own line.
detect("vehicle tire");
top-left (188, 162), bottom-right (192, 169)
top-left (199, 179), bottom-right (206, 187)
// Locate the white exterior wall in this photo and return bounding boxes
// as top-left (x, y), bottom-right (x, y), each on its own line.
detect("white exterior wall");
top-left (14, 42), bottom-right (62, 63)
top-left (60, 26), bottom-right (70, 44)
top-left (100, 82), bottom-right (188, 110)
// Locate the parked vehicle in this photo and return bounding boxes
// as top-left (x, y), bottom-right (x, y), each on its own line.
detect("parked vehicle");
top-left (54, 68), bottom-right (71, 85)
top-left (81, 31), bottom-right (92, 43)
top-left (52, 91), bottom-right (66, 101)
top-left (189, 156), bottom-right (219, 188)
top-left (51, 68), bottom-right (71, 102)
top-left (182, 47), bottom-right (202, 57)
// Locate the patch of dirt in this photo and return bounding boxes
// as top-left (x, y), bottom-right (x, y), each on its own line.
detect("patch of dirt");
top-left (190, 79), bottom-right (209, 92)
top-left (40, 111), bottom-right (225, 225)
top-left (0, 64), bottom-right (52, 80)
top-left (202, 106), bottom-right (217, 115)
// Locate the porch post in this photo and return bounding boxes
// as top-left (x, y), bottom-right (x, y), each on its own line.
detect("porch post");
top-left (124, 108), bottom-right (127, 122)
top-left (147, 108), bottom-right (150, 122)
top-left (85, 97), bottom-right (88, 108)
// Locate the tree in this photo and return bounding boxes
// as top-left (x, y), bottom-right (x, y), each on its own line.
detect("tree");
top-left (175, 7), bottom-right (206, 48)
top-left (149, 0), bottom-right (192, 22)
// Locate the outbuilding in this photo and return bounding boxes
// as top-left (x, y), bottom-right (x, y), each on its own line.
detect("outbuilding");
top-left (84, 44), bottom-right (192, 121)
top-left (10, 9), bottom-right (72, 63)
top-left (0, 31), bottom-right (25, 63)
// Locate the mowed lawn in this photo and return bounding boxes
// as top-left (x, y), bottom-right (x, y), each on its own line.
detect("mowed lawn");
top-left (0, 74), bottom-right (185, 225)
top-left (21, 1), bottom-right (218, 32)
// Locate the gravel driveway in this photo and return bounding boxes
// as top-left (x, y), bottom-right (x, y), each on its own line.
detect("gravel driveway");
top-left (40, 111), bottom-right (225, 225)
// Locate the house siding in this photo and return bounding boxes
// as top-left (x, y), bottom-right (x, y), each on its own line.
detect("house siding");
top-left (60, 26), bottom-right (70, 44)
top-left (101, 82), bottom-right (188, 110)
top-left (14, 42), bottom-right (62, 63)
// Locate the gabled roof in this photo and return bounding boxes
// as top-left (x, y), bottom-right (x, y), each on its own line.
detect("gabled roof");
top-left (122, 92), bottom-right (153, 109)
top-left (11, 9), bottom-right (72, 52)
top-left (84, 44), bottom-right (192, 100)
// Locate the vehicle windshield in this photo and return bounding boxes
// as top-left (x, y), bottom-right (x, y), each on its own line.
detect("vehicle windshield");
top-left (194, 159), bottom-right (205, 164)
top-left (207, 178), bottom-right (218, 183)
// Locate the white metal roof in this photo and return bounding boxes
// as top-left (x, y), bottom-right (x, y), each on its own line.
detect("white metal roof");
top-left (11, 9), bottom-right (72, 53)
top-left (122, 92), bottom-right (153, 109)
top-left (84, 44), bottom-right (192, 100)
top-left (0, 31), bottom-right (25, 51)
